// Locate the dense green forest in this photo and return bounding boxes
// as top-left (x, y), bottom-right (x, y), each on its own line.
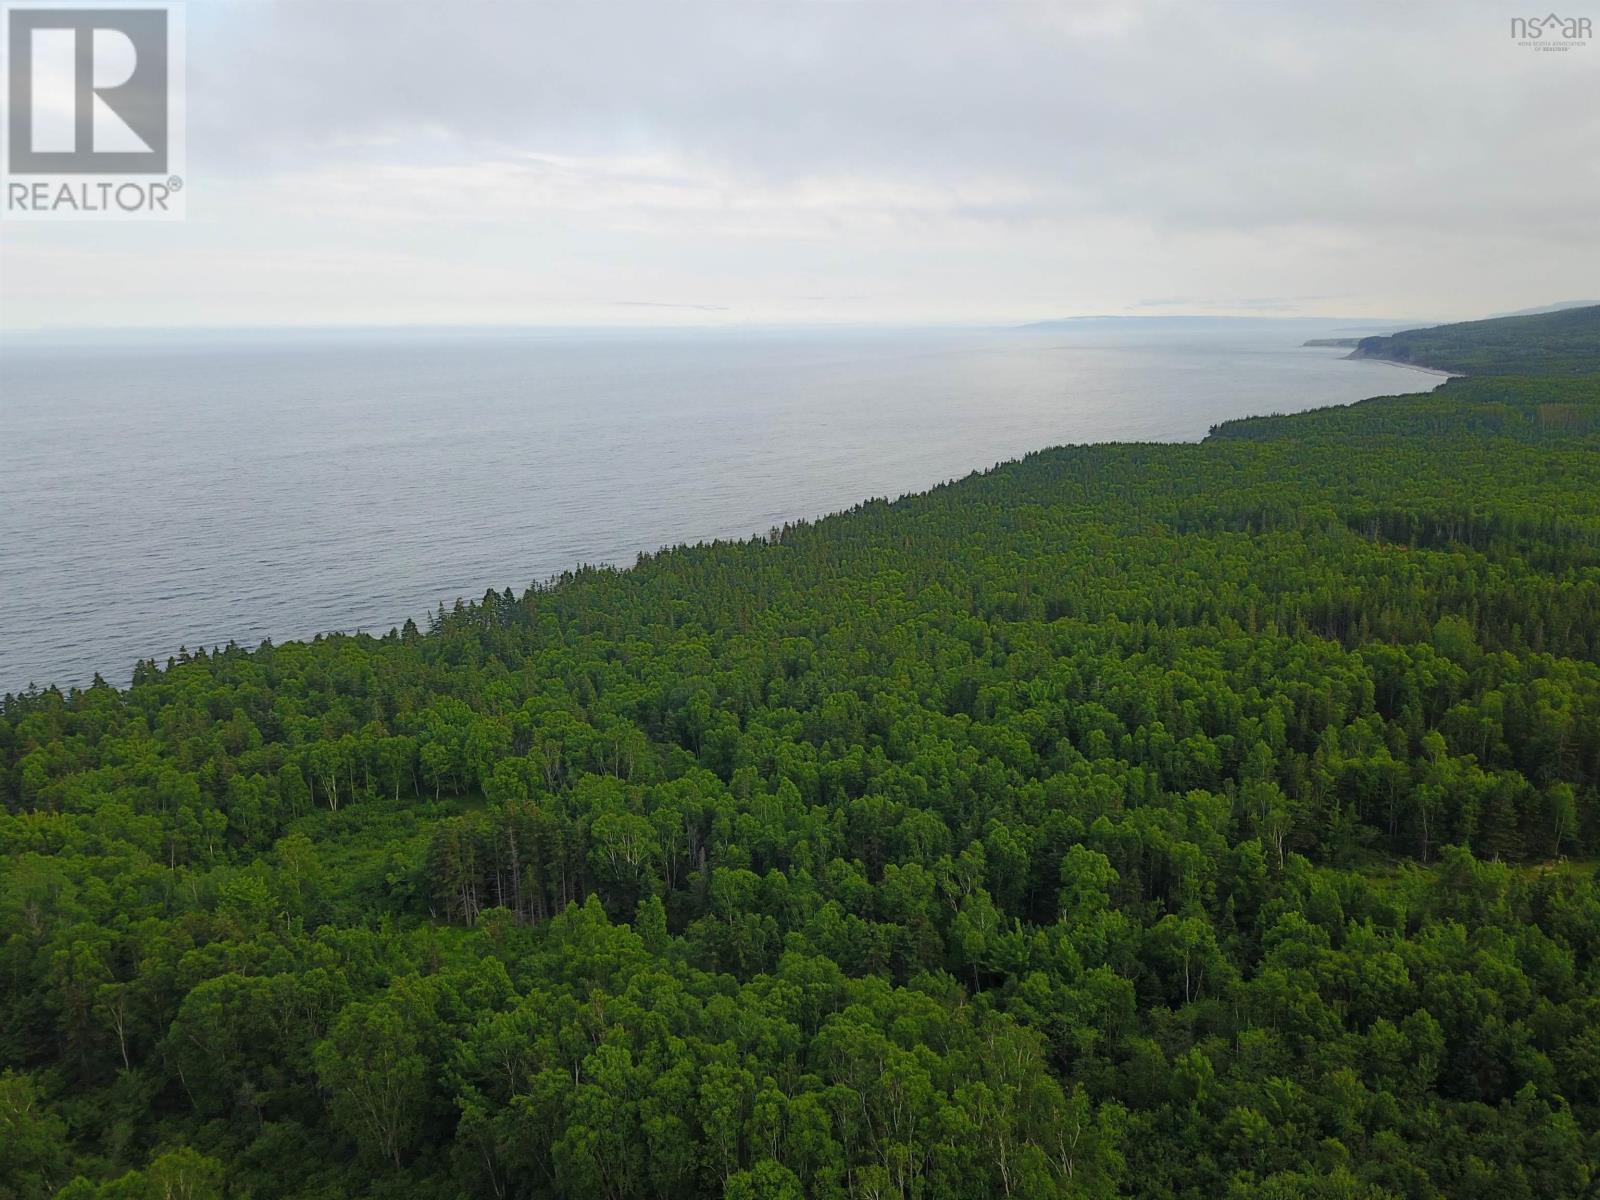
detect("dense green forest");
top-left (1352, 303), bottom-right (1600, 376)
top-left (3, 311), bottom-right (1600, 1199)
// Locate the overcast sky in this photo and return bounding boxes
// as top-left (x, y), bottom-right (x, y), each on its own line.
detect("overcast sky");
top-left (3, 0), bottom-right (1597, 330)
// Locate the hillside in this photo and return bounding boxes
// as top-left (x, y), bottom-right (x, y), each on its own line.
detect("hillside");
top-left (3, 323), bottom-right (1599, 1198)
top-left (1350, 304), bottom-right (1600, 376)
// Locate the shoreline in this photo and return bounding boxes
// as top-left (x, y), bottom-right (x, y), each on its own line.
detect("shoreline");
top-left (1, 347), bottom-right (1450, 697)
top-left (1343, 351), bottom-right (1460, 378)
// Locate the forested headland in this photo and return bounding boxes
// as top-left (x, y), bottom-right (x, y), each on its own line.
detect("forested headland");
top-left (1351, 304), bottom-right (1600, 376)
top-left (3, 306), bottom-right (1600, 1199)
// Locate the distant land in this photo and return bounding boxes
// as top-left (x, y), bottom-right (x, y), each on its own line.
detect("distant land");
top-left (1488, 299), bottom-right (1600, 319)
top-left (1349, 303), bottom-right (1600, 375)
top-left (1015, 314), bottom-right (1411, 333)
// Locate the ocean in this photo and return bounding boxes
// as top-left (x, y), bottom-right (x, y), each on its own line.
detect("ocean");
top-left (0, 323), bottom-right (1438, 691)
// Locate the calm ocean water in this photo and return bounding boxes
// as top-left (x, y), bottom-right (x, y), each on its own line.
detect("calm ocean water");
top-left (0, 324), bottom-right (1437, 691)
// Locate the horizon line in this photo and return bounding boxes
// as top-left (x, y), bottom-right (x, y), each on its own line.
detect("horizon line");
top-left (0, 312), bottom-right (1431, 340)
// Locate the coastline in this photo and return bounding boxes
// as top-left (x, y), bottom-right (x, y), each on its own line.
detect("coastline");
top-left (3, 332), bottom-right (1444, 695)
top-left (1342, 351), bottom-right (1460, 378)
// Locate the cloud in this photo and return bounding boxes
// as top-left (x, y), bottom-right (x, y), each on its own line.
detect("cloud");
top-left (4, 0), bottom-right (1597, 328)
top-left (612, 301), bottom-right (730, 313)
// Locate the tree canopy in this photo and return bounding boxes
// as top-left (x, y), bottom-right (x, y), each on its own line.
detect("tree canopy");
top-left (3, 310), bottom-right (1599, 1198)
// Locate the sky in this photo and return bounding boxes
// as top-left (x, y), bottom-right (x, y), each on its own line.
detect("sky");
top-left (1, 0), bottom-right (1597, 331)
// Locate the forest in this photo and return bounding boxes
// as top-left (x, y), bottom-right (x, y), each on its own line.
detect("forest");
top-left (1351, 304), bottom-right (1600, 376)
top-left (3, 306), bottom-right (1599, 1199)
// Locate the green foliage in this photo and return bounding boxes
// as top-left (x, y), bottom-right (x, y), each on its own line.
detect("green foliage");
top-left (0, 1071), bottom-right (69, 1199)
top-left (2, 325), bottom-right (1599, 1195)
top-left (1352, 304), bottom-right (1600, 376)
